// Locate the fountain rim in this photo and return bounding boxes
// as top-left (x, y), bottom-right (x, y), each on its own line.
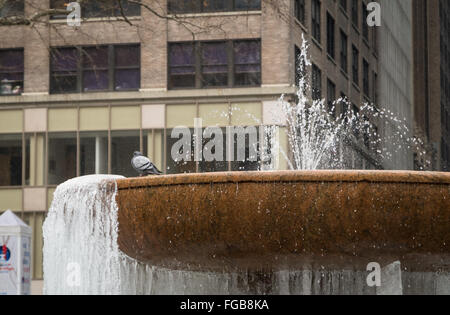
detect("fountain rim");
top-left (116, 170), bottom-right (450, 190)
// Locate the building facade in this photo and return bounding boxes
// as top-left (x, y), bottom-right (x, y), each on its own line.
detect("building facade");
top-left (0, 0), bottom-right (421, 292)
top-left (413, 0), bottom-right (450, 171)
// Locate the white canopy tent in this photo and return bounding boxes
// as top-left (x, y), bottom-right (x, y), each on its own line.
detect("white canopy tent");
top-left (0, 210), bottom-right (32, 295)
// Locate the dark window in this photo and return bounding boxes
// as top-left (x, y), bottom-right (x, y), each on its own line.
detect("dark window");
top-left (362, 2), bottom-right (369, 40)
top-left (352, 103), bottom-right (360, 138)
top-left (82, 46), bottom-right (109, 92)
top-left (352, 45), bottom-right (359, 85)
top-left (363, 59), bottom-right (369, 96)
top-left (294, 0), bottom-right (305, 25)
top-left (327, 13), bottom-right (335, 59)
top-left (111, 131), bottom-right (140, 178)
top-left (340, 0), bottom-right (347, 12)
top-left (312, 64), bottom-right (321, 101)
top-left (168, 0), bottom-right (260, 14)
top-left (50, 47), bottom-right (79, 93)
top-left (340, 30), bottom-right (348, 73)
top-left (114, 45), bottom-right (141, 91)
top-left (168, 39), bottom-right (261, 89)
top-left (372, 71), bottom-right (377, 104)
top-left (48, 133), bottom-right (77, 185)
top-left (0, 134), bottom-right (22, 186)
top-left (0, 0), bottom-right (24, 18)
top-left (50, 0), bottom-right (141, 19)
top-left (295, 45), bottom-right (301, 86)
top-left (168, 43), bottom-right (196, 88)
top-left (351, 0), bottom-right (358, 27)
top-left (0, 49), bottom-right (24, 96)
top-left (80, 132), bottom-right (108, 176)
top-left (201, 42), bottom-right (228, 87)
top-left (327, 79), bottom-right (336, 116)
top-left (50, 44), bottom-right (140, 94)
top-left (234, 40), bottom-right (261, 86)
top-left (311, 0), bottom-right (321, 42)
top-left (234, 0), bottom-right (261, 10)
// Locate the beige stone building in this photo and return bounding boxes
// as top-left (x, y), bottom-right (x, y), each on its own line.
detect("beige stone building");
top-left (0, 0), bottom-right (413, 293)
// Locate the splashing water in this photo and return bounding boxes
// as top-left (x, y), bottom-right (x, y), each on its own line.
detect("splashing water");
top-left (271, 37), bottom-right (430, 171)
top-left (43, 175), bottom-right (156, 294)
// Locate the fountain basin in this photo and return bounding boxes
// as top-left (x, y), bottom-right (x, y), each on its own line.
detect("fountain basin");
top-left (115, 171), bottom-right (450, 272)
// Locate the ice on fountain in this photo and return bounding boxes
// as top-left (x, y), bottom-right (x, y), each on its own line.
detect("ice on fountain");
top-left (43, 175), bottom-right (154, 295)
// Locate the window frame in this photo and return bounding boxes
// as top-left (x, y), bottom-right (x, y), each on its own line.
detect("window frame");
top-left (311, 0), bottom-right (321, 43)
top-left (49, 0), bottom-right (141, 19)
top-left (0, 48), bottom-right (25, 97)
top-left (352, 45), bottom-right (359, 86)
top-left (327, 12), bottom-right (335, 59)
top-left (168, 39), bottom-right (262, 90)
top-left (294, 0), bottom-right (306, 25)
top-left (340, 30), bottom-right (348, 73)
top-left (167, 0), bottom-right (261, 14)
top-left (50, 43), bottom-right (141, 94)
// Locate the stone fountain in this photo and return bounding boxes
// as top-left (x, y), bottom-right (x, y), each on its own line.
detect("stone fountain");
top-left (113, 170), bottom-right (450, 295)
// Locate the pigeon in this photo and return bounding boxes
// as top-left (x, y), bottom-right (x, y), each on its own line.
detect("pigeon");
top-left (131, 151), bottom-right (162, 176)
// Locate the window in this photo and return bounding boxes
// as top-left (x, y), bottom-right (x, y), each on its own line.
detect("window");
top-left (200, 128), bottom-right (228, 173)
top-left (294, 0), bottom-right (306, 25)
top-left (327, 13), bottom-right (335, 59)
top-left (295, 45), bottom-right (301, 86)
top-left (234, 40), bottom-right (261, 86)
top-left (0, 0), bottom-right (24, 18)
top-left (201, 42), bottom-right (228, 87)
top-left (48, 133), bottom-right (77, 185)
top-left (352, 45), bottom-right (359, 85)
top-left (166, 129), bottom-right (196, 174)
top-left (168, 0), bottom-right (261, 13)
top-left (340, 31), bottom-right (348, 73)
top-left (25, 134), bottom-right (45, 186)
top-left (168, 43), bottom-right (195, 88)
top-left (311, 0), bottom-right (321, 43)
top-left (351, 0), bottom-right (358, 27)
top-left (372, 71), bottom-right (377, 104)
top-left (111, 131), bottom-right (140, 178)
top-left (50, 0), bottom-right (141, 19)
top-left (363, 59), bottom-right (369, 96)
top-left (0, 134), bottom-right (22, 186)
top-left (312, 64), bottom-right (322, 101)
top-left (0, 49), bottom-right (24, 96)
top-left (168, 39), bottom-right (261, 89)
top-left (327, 79), bottom-right (336, 116)
top-left (362, 2), bottom-right (369, 40)
top-left (230, 127), bottom-right (260, 171)
top-left (80, 132), bottom-right (108, 176)
top-left (50, 44), bottom-right (140, 94)
top-left (352, 103), bottom-right (360, 138)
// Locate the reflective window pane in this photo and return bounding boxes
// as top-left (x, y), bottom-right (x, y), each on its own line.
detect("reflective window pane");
top-left (48, 133), bottom-right (77, 185)
top-left (111, 131), bottom-right (140, 178)
top-left (0, 0), bottom-right (24, 18)
top-left (166, 129), bottom-right (196, 174)
top-left (0, 134), bottom-right (22, 186)
top-left (169, 43), bottom-right (196, 88)
top-left (80, 132), bottom-right (108, 176)
top-left (234, 40), bottom-right (261, 86)
top-left (0, 49), bottom-right (24, 96)
top-left (25, 134), bottom-right (45, 186)
top-left (201, 42), bottom-right (228, 87)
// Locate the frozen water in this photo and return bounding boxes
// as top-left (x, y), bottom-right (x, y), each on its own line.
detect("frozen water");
top-left (43, 175), bottom-right (152, 294)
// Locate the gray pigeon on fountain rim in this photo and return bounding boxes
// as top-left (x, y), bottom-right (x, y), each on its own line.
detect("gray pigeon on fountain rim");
top-left (131, 151), bottom-right (162, 176)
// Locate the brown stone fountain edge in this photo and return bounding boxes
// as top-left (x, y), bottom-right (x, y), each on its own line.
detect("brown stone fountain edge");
top-left (115, 170), bottom-right (450, 272)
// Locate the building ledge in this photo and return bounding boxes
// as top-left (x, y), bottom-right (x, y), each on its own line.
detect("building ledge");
top-left (0, 86), bottom-right (296, 107)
